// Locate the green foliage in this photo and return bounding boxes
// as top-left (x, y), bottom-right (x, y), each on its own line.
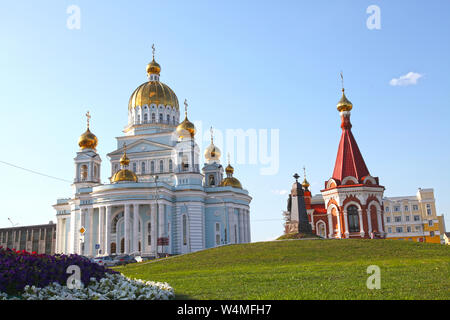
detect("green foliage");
top-left (115, 240), bottom-right (450, 300)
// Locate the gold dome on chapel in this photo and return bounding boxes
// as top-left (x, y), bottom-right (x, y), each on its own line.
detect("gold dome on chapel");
top-left (78, 128), bottom-right (98, 150)
top-left (220, 159), bottom-right (242, 189)
top-left (337, 89), bottom-right (353, 112)
top-left (176, 99), bottom-right (196, 138)
top-left (204, 143), bottom-right (221, 162)
top-left (78, 112), bottom-right (98, 150)
top-left (204, 127), bottom-right (221, 162)
top-left (112, 146), bottom-right (138, 183)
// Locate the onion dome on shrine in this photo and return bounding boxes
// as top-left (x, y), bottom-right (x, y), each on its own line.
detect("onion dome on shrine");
top-left (111, 144), bottom-right (138, 183)
top-left (220, 156), bottom-right (242, 189)
top-left (176, 99), bottom-right (196, 139)
top-left (204, 127), bottom-right (221, 163)
top-left (78, 111), bottom-right (98, 150)
top-left (336, 88), bottom-right (353, 112)
top-left (128, 45), bottom-right (179, 112)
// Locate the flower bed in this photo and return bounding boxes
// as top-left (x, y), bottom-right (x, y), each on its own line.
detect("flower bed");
top-left (0, 247), bottom-right (174, 300)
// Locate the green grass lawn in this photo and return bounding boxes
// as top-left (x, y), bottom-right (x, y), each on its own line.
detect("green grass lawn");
top-left (115, 239), bottom-right (450, 300)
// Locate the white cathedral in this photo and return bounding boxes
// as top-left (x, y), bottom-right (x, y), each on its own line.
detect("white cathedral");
top-left (53, 51), bottom-right (252, 257)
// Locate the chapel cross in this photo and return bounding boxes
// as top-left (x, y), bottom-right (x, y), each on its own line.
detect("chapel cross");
top-left (86, 111), bottom-right (91, 128)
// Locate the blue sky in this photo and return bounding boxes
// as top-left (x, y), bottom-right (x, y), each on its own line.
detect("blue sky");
top-left (0, 1), bottom-right (449, 241)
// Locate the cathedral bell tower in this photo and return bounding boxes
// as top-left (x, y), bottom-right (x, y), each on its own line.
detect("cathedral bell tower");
top-left (202, 127), bottom-right (223, 187)
top-left (73, 112), bottom-right (102, 193)
top-left (174, 100), bottom-right (202, 186)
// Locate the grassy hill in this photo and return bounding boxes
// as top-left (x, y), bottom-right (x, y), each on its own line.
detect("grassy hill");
top-left (115, 239), bottom-right (450, 300)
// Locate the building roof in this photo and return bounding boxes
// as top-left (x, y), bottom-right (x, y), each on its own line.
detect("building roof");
top-left (332, 122), bottom-right (370, 182)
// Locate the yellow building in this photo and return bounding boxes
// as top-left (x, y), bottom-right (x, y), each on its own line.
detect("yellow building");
top-left (383, 188), bottom-right (444, 243)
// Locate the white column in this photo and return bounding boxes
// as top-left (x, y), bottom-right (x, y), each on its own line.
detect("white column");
top-left (246, 210), bottom-right (251, 243)
top-left (87, 208), bottom-right (93, 256)
top-left (159, 203), bottom-right (165, 238)
top-left (124, 204), bottom-right (130, 254)
top-left (70, 210), bottom-right (76, 254)
top-left (105, 206), bottom-right (111, 255)
top-left (151, 203), bottom-right (157, 256)
top-left (358, 209), bottom-right (365, 237)
top-left (55, 218), bottom-right (60, 253)
top-left (239, 209), bottom-right (244, 243)
top-left (336, 211), bottom-right (342, 238)
top-left (98, 207), bottom-right (104, 255)
top-left (327, 212), bottom-right (333, 238)
top-left (133, 204), bottom-right (139, 253)
top-left (377, 209), bottom-right (384, 233)
top-left (367, 210), bottom-right (373, 235)
top-left (343, 210), bottom-right (349, 238)
top-left (77, 210), bottom-right (83, 254)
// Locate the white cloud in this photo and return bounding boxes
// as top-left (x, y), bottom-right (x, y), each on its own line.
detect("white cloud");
top-left (389, 72), bottom-right (423, 86)
top-left (272, 189), bottom-right (289, 196)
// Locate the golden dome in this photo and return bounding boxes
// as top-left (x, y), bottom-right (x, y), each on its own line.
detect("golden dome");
top-left (204, 127), bottom-right (221, 162)
top-left (128, 81), bottom-right (179, 111)
top-left (219, 177), bottom-right (242, 189)
top-left (302, 178), bottom-right (310, 190)
top-left (204, 143), bottom-right (221, 162)
top-left (112, 169), bottom-right (138, 183)
top-left (337, 89), bottom-right (353, 112)
top-left (78, 128), bottom-right (98, 150)
top-left (120, 151), bottom-right (130, 166)
top-left (176, 117), bottom-right (196, 138)
top-left (146, 58), bottom-right (161, 75)
top-left (225, 164), bottom-right (234, 175)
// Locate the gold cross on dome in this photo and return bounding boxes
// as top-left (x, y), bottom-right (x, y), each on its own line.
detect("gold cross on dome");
top-left (210, 126), bottom-right (214, 143)
top-left (86, 111), bottom-right (91, 128)
top-left (303, 166), bottom-right (307, 179)
top-left (184, 99), bottom-right (188, 117)
top-left (340, 71), bottom-right (345, 92)
top-left (152, 44), bottom-right (155, 60)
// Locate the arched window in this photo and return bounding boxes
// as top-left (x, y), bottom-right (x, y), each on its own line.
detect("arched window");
top-left (166, 114), bottom-right (170, 124)
top-left (80, 165), bottom-right (88, 181)
top-left (110, 242), bottom-right (116, 254)
top-left (114, 164), bottom-right (119, 173)
top-left (347, 205), bottom-right (360, 233)
top-left (209, 174), bottom-right (215, 186)
top-left (169, 159), bottom-right (173, 172)
top-left (144, 113), bottom-right (148, 123)
top-left (159, 160), bottom-right (164, 173)
top-left (172, 116), bottom-right (175, 124)
top-left (215, 223), bottom-right (220, 246)
top-left (132, 162), bottom-right (137, 173)
top-left (94, 165), bottom-right (98, 178)
top-left (159, 113), bottom-right (163, 123)
top-left (111, 213), bottom-right (123, 233)
top-left (137, 114), bottom-right (141, 123)
top-left (151, 113), bottom-right (156, 123)
top-left (141, 162), bottom-right (146, 174)
top-left (182, 215), bottom-right (187, 246)
top-left (120, 238), bottom-right (125, 253)
top-left (151, 161), bottom-right (155, 174)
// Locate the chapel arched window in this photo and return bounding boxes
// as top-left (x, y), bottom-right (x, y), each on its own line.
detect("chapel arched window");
top-left (347, 205), bottom-right (360, 233)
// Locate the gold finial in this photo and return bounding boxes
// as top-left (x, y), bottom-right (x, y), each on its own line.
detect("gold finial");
top-left (210, 126), bottom-right (214, 143)
top-left (152, 44), bottom-right (155, 60)
top-left (303, 166), bottom-right (307, 179)
top-left (86, 111), bottom-right (91, 129)
top-left (184, 99), bottom-right (188, 117)
top-left (340, 71), bottom-right (345, 92)
top-left (227, 153), bottom-right (231, 165)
